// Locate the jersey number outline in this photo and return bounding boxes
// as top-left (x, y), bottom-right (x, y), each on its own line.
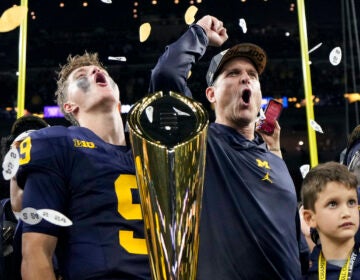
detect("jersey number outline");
top-left (19, 137), bottom-right (31, 165)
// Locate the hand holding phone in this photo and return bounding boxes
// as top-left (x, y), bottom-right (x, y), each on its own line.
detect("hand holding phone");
top-left (257, 99), bottom-right (283, 135)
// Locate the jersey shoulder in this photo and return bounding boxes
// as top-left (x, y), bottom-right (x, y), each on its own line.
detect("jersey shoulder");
top-left (17, 126), bottom-right (85, 187)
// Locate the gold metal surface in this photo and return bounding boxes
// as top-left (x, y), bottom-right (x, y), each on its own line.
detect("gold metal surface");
top-left (128, 91), bottom-right (208, 280)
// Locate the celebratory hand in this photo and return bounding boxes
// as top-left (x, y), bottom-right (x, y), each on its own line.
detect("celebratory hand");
top-left (196, 15), bottom-right (228, 47)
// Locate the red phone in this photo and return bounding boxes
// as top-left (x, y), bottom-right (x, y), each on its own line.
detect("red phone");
top-left (257, 99), bottom-right (283, 135)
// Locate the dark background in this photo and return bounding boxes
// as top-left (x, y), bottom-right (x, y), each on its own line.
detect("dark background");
top-left (0, 0), bottom-right (359, 194)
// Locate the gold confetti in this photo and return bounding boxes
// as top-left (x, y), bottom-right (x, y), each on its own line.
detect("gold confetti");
top-left (184, 5), bottom-right (198, 25)
top-left (0, 6), bottom-right (28, 32)
top-left (187, 70), bottom-right (192, 79)
top-left (139, 22), bottom-right (151, 43)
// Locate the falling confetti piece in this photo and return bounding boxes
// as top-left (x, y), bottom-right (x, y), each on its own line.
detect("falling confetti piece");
top-left (308, 42), bottom-right (322, 54)
top-left (0, 5), bottom-right (28, 32)
top-left (101, 0), bottom-right (112, 3)
top-left (38, 209), bottom-right (73, 227)
top-left (139, 22), bottom-right (151, 43)
top-left (2, 147), bottom-right (19, 180)
top-left (187, 70), bottom-right (192, 79)
top-left (300, 164), bottom-right (310, 178)
top-left (108, 56), bottom-right (127, 62)
top-left (310, 119), bottom-right (324, 133)
top-left (239, 18), bottom-right (247, 34)
top-left (184, 5), bottom-right (198, 25)
top-left (329, 47), bottom-right (342, 66)
top-left (344, 93), bottom-right (360, 103)
top-left (20, 207), bottom-right (42, 225)
top-left (259, 108), bottom-right (266, 120)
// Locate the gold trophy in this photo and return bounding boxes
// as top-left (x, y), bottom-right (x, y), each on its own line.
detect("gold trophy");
top-left (128, 91), bottom-right (208, 280)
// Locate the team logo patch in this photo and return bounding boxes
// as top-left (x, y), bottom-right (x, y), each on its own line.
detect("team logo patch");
top-left (256, 159), bottom-right (270, 169)
top-left (261, 172), bottom-right (273, 183)
top-left (256, 159), bottom-right (273, 183)
top-left (73, 139), bottom-right (96, 149)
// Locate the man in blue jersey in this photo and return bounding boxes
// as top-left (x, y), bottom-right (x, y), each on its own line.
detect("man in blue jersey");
top-left (17, 53), bottom-right (150, 279)
top-left (149, 15), bottom-right (302, 279)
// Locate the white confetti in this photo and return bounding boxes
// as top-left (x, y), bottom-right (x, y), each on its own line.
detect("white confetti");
top-left (310, 119), bottom-right (324, 133)
top-left (108, 56), bottom-right (127, 62)
top-left (37, 209), bottom-right (73, 227)
top-left (308, 42), bottom-right (322, 54)
top-left (329, 47), bottom-right (342, 66)
top-left (20, 207), bottom-right (42, 225)
top-left (101, 0), bottom-right (112, 3)
top-left (259, 108), bottom-right (266, 120)
top-left (300, 164), bottom-right (310, 179)
top-left (2, 147), bottom-right (19, 180)
top-left (239, 18), bottom-right (247, 34)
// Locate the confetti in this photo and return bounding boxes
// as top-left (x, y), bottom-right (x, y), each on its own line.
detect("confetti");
top-left (20, 207), bottom-right (42, 225)
top-left (2, 147), bottom-right (19, 180)
top-left (139, 22), bottom-right (151, 43)
top-left (308, 42), bottom-right (322, 54)
top-left (239, 18), bottom-right (247, 34)
top-left (310, 119), bottom-right (324, 133)
top-left (37, 209), bottom-right (73, 227)
top-left (108, 56), bottom-right (127, 62)
top-left (187, 70), bottom-right (192, 79)
top-left (100, 0), bottom-right (112, 3)
top-left (300, 164), bottom-right (310, 178)
top-left (259, 108), bottom-right (266, 120)
top-left (0, 5), bottom-right (28, 32)
top-left (329, 47), bottom-right (342, 66)
top-left (184, 5), bottom-right (198, 25)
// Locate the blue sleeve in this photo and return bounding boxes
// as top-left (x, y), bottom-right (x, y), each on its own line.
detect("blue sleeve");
top-left (17, 127), bottom-right (70, 237)
top-left (149, 24), bottom-right (209, 97)
top-left (21, 168), bottom-right (68, 237)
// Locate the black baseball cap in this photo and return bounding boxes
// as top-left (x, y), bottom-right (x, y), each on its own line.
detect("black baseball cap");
top-left (206, 43), bottom-right (267, 86)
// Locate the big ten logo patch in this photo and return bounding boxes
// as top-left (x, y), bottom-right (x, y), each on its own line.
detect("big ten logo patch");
top-left (73, 139), bottom-right (96, 149)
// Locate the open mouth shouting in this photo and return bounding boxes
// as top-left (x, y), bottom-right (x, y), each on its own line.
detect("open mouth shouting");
top-left (241, 88), bottom-right (251, 105)
top-left (95, 72), bottom-right (107, 86)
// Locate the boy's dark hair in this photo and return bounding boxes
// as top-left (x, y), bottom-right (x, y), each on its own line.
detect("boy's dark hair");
top-left (301, 161), bottom-right (358, 211)
top-left (54, 52), bottom-right (105, 125)
top-left (1, 115), bottom-right (49, 164)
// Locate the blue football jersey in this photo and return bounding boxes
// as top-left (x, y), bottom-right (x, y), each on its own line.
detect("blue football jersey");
top-left (17, 126), bottom-right (150, 280)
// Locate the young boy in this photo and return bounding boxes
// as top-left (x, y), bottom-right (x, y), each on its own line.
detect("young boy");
top-left (301, 161), bottom-right (360, 279)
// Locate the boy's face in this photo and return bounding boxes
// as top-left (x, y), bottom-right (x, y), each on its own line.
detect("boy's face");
top-left (305, 181), bottom-right (359, 245)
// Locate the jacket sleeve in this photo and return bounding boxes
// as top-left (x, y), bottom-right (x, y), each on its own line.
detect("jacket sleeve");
top-left (149, 24), bottom-right (209, 97)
